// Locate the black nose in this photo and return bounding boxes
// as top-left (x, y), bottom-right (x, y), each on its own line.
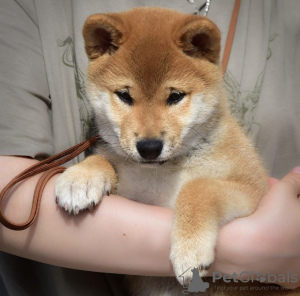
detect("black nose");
top-left (136, 139), bottom-right (163, 160)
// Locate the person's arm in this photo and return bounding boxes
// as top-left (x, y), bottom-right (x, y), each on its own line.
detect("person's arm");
top-left (0, 0), bottom-right (53, 158)
top-left (0, 155), bottom-right (174, 276)
top-left (2, 155), bottom-right (300, 287)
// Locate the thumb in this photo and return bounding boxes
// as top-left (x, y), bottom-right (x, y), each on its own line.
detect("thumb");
top-left (259, 167), bottom-right (300, 208)
top-left (280, 167), bottom-right (300, 197)
top-left (268, 177), bottom-right (279, 187)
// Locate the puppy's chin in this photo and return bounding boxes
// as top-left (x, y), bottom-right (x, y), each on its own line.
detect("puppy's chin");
top-left (135, 161), bottom-right (167, 169)
top-left (125, 157), bottom-right (168, 166)
top-left (139, 160), bottom-right (167, 166)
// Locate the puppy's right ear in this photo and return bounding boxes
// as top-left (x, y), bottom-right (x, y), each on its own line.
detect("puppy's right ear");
top-left (83, 14), bottom-right (124, 60)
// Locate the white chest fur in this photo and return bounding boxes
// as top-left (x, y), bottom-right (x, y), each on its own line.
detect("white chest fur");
top-left (115, 163), bottom-right (185, 208)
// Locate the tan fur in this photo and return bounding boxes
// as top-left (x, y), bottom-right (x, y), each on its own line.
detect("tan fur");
top-left (55, 7), bottom-right (298, 296)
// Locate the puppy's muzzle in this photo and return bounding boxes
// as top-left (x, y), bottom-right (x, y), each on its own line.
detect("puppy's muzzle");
top-left (136, 139), bottom-right (163, 160)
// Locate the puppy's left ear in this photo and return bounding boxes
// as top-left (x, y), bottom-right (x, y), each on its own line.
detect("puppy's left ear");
top-left (175, 17), bottom-right (221, 65)
top-left (83, 13), bottom-right (124, 60)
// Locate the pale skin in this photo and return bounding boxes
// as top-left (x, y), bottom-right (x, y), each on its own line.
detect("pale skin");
top-left (1, 156), bottom-right (300, 288)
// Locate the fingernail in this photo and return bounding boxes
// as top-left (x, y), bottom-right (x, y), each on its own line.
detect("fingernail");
top-left (292, 167), bottom-right (300, 174)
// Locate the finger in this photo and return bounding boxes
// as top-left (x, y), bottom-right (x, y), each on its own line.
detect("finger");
top-left (292, 167), bottom-right (300, 174)
top-left (280, 167), bottom-right (300, 196)
top-left (268, 177), bottom-right (279, 187)
top-left (255, 168), bottom-right (300, 211)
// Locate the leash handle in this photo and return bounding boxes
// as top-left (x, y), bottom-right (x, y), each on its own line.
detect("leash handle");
top-left (0, 135), bottom-right (100, 230)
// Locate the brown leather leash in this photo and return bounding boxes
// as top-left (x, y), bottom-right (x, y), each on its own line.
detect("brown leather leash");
top-left (0, 135), bottom-right (100, 230)
top-left (0, 0), bottom-right (240, 230)
top-left (222, 0), bottom-right (241, 74)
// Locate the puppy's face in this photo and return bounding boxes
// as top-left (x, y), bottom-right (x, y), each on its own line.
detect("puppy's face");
top-left (83, 8), bottom-right (223, 164)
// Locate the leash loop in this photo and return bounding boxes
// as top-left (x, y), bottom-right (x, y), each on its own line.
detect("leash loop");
top-left (0, 135), bottom-right (100, 230)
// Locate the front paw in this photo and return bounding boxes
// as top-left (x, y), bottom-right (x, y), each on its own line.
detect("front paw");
top-left (55, 156), bottom-right (117, 214)
top-left (170, 230), bottom-right (217, 285)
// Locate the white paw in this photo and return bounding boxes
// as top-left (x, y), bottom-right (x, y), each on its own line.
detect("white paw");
top-left (55, 164), bottom-right (115, 214)
top-left (170, 230), bottom-right (217, 285)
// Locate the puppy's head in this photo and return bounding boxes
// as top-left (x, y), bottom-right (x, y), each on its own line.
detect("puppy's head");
top-left (83, 7), bottom-right (224, 164)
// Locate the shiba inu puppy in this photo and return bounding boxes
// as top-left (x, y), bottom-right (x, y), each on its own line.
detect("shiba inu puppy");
top-left (55, 7), bottom-right (275, 295)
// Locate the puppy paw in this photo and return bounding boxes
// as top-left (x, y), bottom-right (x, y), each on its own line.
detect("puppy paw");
top-left (55, 155), bottom-right (117, 214)
top-left (170, 230), bottom-right (217, 285)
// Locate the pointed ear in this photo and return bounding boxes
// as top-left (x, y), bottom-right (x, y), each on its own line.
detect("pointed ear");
top-left (175, 17), bottom-right (221, 64)
top-left (82, 14), bottom-right (124, 60)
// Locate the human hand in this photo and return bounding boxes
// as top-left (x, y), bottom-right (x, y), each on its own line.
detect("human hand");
top-left (209, 167), bottom-right (300, 289)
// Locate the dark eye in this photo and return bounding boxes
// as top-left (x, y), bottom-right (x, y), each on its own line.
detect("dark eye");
top-left (166, 91), bottom-right (185, 106)
top-left (115, 90), bottom-right (134, 106)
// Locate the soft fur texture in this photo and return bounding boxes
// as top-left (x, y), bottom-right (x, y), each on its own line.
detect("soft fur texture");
top-left (55, 7), bottom-right (296, 296)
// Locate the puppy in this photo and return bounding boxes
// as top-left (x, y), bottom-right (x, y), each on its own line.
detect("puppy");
top-left (55, 7), bottom-right (278, 295)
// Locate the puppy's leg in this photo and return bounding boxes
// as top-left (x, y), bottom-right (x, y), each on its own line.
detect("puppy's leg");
top-left (55, 155), bottom-right (117, 214)
top-left (170, 178), bottom-right (259, 284)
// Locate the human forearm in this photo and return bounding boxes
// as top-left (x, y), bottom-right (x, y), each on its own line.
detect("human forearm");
top-left (3, 156), bottom-right (300, 287)
top-left (0, 156), bottom-right (174, 276)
